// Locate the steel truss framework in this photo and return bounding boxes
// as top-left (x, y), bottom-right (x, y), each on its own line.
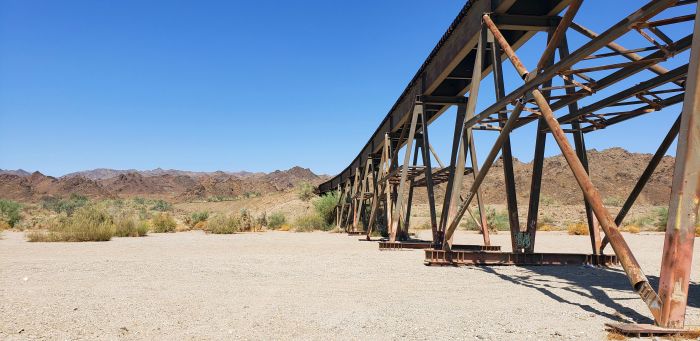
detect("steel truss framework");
top-left (319, 0), bottom-right (699, 330)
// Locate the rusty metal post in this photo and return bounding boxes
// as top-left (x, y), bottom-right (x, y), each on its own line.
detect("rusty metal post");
top-left (484, 13), bottom-right (663, 321)
top-left (489, 34), bottom-right (521, 252)
top-left (390, 103), bottom-right (421, 241)
top-left (419, 111), bottom-right (440, 241)
top-left (559, 35), bottom-right (602, 254)
top-left (657, 6), bottom-right (700, 328)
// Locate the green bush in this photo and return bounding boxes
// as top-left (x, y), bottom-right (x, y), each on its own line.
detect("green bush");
top-left (0, 199), bottom-right (22, 227)
top-left (313, 192), bottom-right (339, 225)
top-left (297, 182), bottom-right (316, 201)
top-left (114, 216), bottom-right (148, 237)
top-left (655, 206), bottom-right (669, 231)
top-left (460, 207), bottom-right (509, 232)
top-left (41, 194), bottom-right (88, 216)
top-left (150, 200), bottom-right (173, 212)
top-left (151, 213), bottom-right (176, 233)
top-left (27, 206), bottom-right (114, 242)
top-left (206, 214), bottom-right (241, 234)
top-left (267, 212), bottom-right (286, 229)
top-left (190, 211), bottom-right (209, 227)
top-left (294, 214), bottom-right (328, 232)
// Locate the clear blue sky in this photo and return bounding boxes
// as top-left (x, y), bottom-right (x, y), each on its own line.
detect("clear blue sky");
top-left (0, 1), bottom-right (693, 176)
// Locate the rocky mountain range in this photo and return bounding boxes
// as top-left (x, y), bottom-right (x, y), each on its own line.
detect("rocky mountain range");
top-left (0, 148), bottom-right (676, 206)
top-left (0, 166), bottom-right (325, 202)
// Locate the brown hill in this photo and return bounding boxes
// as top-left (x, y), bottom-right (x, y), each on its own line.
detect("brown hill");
top-left (0, 167), bottom-right (324, 203)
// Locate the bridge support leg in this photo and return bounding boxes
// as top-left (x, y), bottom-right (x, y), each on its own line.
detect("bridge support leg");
top-left (657, 7), bottom-right (700, 327)
top-left (485, 12), bottom-right (664, 321)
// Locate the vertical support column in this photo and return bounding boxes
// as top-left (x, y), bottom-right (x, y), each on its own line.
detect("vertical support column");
top-left (351, 167), bottom-right (361, 232)
top-left (489, 31), bottom-right (520, 252)
top-left (657, 6), bottom-right (700, 328)
top-left (390, 103), bottom-right (421, 242)
top-left (559, 35), bottom-right (601, 254)
top-left (525, 119), bottom-right (547, 253)
top-left (466, 128), bottom-right (491, 246)
top-left (404, 138), bottom-right (422, 235)
top-left (439, 104), bottom-right (467, 248)
top-left (523, 29), bottom-right (554, 254)
top-left (420, 111), bottom-right (439, 243)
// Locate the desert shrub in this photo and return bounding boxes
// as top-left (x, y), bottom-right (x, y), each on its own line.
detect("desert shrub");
top-left (655, 207), bottom-right (669, 231)
top-left (294, 214), bottom-right (327, 232)
top-left (239, 209), bottom-right (255, 231)
top-left (267, 212), bottom-right (286, 229)
top-left (0, 199), bottom-right (22, 227)
top-left (206, 214), bottom-right (240, 234)
top-left (696, 224), bottom-right (700, 237)
top-left (537, 224), bottom-right (559, 231)
top-left (243, 191), bottom-right (260, 199)
top-left (151, 213), bottom-right (176, 233)
top-left (313, 192), bottom-right (339, 225)
top-left (150, 200), bottom-right (172, 212)
top-left (297, 181), bottom-right (316, 201)
top-left (256, 212), bottom-right (268, 228)
top-left (624, 214), bottom-right (655, 229)
top-left (206, 196), bottom-right (236, 202)
top-left (190, 211), bottom-right (209, 227)
top-left (28, 206), bottom-right (114, 242)
top-left (133, 197), bottom-right (147, 205)
top-left (193, 221), bottom-right (207, 229)
top-left (114, 215), bottom-right (148, 237)
top-left (567, 222), bottom-right (589, 235)
top-left (603, 196), bottom-right (624, 207)
top-left (41, 194), bottom-right (88, 216)
top-left (460, 207), bottom-right (509, 233)
top-left (621, 225), bottom-right (640, 234)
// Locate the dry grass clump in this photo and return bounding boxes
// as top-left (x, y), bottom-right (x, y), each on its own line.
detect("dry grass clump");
top-left (206, 214), bottom-right (240, 234)
top-left (151, 213), bottom-right (176, 233)
top-left (620, 225), bottom-right (640, 234)
top-left (567, 222), bottom-right (589, 236)
top-left (114, 215), bottom-right (149, 237)
top-left (27, 206), bottom-right (115, 242)
top-left (537, 224), bottom-right (559, 231)
top-left (696, 224), bottom-right (700, 237)
top-left (294, 214), bottom-right (328, 232)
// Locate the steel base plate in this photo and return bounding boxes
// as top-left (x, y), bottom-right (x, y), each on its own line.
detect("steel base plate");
top-left (424, 249), bottom-right (618, 266)
top-left (606, 323), bottom-right (700, 337)
top-left (380, 241), bottom-right (500, 251)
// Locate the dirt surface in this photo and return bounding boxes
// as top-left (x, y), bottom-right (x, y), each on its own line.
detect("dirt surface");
top-left (1, 230), bottom-right (698, 340)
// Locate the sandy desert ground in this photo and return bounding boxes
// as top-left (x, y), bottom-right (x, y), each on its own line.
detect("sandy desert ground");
top-left (0, 230), bottom-right (698, 340)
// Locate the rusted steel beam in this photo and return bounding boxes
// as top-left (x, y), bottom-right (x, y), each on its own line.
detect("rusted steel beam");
top-left (419, 111), bottom-right (439, 240)
top-left (524, 118), bottom-right (546, 254)
top-left (380, 241), bottom-right (500, 251)
top-left (559, 35), bottom-right (601, 255)
top-left (657, 7), bottom-right (700, 327)
top-left (536, 0), bottom-right (582, 73)
top-left (424, 249), bottom-right (618, 267)
top-left (465, 0), bottom-right (679, 131)
top-left (484, 13), bottom-right (663, 321)
top-left (489, 32), bottom-right (522, 252)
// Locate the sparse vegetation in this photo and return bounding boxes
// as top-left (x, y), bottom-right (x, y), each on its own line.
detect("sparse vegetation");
top-left (0, 199), bottom-right (22, 227)
top-left (114, 215), bottom-right (149, 237)
top-left (150, 199), bottom-right (173, 212)
top-left (603, 196), bottom-right (624, 207)
top-left (655, 206), bottom-right (669, 231)
top-left (460, 206), bottom-right (509, 233)
top-left (151, 213), bottom-right (177, 233)
top-left (206, 214), bottom-right (240, 234)
top-left (620, 225), bottom-right (640, 234)
top-left (189, 211), bottom-right (209, 227)
top-left (567, 222), bottom-right (589, 235)
top-left (27, 206), bottom-right (115, 242)
top-left (313, 192), bottom-right (339, 225)
top-left (41, 194), bottom-right (88, 216)
top-left (294, 214), bottom-right (327, 232)
top-left (267, 212), bottom-right (286, 229)
top-left (539, 195), bottom-right (556, 206)
top-left (297, 181), bottom-right (315, 201)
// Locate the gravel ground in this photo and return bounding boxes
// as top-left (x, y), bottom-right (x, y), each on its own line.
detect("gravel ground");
top-left (0, 230), bottom-right (698, 340)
